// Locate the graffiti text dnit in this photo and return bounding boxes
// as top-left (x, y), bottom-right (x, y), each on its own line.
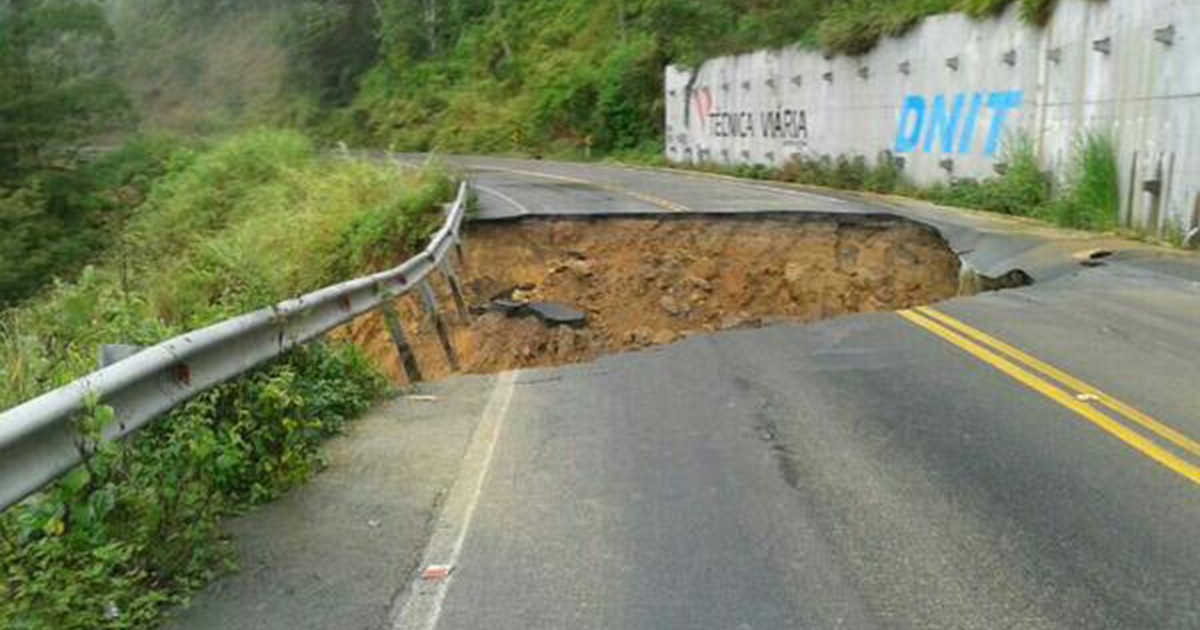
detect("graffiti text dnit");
top-left (894, 91), bottom-right (1023, 157)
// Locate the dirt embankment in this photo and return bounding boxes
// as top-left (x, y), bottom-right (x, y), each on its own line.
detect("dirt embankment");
top-left (339, 216), bottom-right (962, 384)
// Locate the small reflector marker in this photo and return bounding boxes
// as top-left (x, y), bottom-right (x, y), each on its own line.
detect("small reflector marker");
top-left (422, 565), bottom-right (452, 580)
top-left (1076, 393), bottom-right (1099, 402)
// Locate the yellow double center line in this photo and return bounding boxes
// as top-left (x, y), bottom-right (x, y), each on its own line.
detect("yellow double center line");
top-left (898, 306), bottom-right (1200, 486)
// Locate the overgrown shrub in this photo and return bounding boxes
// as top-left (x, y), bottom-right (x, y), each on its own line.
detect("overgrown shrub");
top-left (921, 134), bottom-right (1051, 215)
top-left (1017, 0), bottom-right (1058, 24)
top-left (0, 342), bottom-right (382, 630)
top-left (865, 152), bottom-right (904, 193)
top-left (1044, 131), bottom-right (1119, 230)
top-left (775, 152), bottom-right (904, 193)
top-left (0, 135), bottom-right (185, 307)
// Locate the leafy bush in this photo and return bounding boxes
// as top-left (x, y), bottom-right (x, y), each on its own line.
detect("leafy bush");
top-left (959, 0), bottom-right (1016, 17)
top-left (594, 36), bottom-right (663, 151)
top-left (0, 342), bottom-right (382, 630)
top-left (775, 152), bottom-right (903, 193)
top-left (865, 152), bottom-right (904, 193)
top-left (921, 134), bottom-right (1051, 215)
top-left (814, 0), bottom-right (1057, 57)
top-left (0, 135), bottom-right (186, 307)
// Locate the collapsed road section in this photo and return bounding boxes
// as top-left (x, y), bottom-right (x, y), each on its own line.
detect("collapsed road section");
top-left (341, 214), bottom-right (963, 383)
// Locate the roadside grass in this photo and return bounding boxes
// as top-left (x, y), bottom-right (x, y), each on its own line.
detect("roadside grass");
top-left (665, 130), bottom-right (1132, 238)
top-left (1042, 131), bottom-right (1120, 231)
top-left (0, 129), bottom-right (455, 630)
top-left (920, 135), bottom-right (1052, 216)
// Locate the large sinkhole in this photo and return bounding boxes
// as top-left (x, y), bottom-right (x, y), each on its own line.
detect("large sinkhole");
top-left (340, 214), bottom-right (964, 383)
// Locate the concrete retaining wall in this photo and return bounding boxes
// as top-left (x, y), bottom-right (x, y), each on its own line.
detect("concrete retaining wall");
top-left (664, 0), bottom-right (1200, 236)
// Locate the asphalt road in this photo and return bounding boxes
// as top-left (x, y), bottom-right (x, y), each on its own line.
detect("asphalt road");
top-left (171, 158), bottom-right (1200, 629)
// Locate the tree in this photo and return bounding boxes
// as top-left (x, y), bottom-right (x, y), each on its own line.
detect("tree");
top-left (0, 0), bottom-right (131, 304)
top-left (281, 0), bottom-right (381, 107)
top-left (0, 0), bottom-right (130, 182)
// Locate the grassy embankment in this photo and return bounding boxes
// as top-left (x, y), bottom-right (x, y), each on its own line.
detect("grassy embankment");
top-left (0, 129), bottom-right (455, 630)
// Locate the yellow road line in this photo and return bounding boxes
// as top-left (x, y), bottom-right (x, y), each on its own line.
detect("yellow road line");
top-left (915, 306), bottom-right (1200, 458)
top-left (481, 166), bottom-right (690, 213)
top-left (621, 190), bottom-right (691, 213)
top-left (897, 309), bottom-right (1200, 486)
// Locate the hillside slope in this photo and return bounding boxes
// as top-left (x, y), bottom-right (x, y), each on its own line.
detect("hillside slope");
top-left (103, 1), bottom-right (1058, 154)
top-left (337, 0), bottom-right (1057, 155)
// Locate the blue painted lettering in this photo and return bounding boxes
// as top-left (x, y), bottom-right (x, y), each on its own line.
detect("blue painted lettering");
top-left (894, 90), bottom-right (1023, 157)
top-left (957, 93), bottom-right (984, 154)
top-left (894, 96), bottom-right (926, 154)
top-left (983, 91), bottom-right (1022, 156)
top-left (923, 94), bottom-right (966, 154)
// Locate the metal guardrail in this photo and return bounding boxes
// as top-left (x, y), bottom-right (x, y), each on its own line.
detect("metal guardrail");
top-left (0, 182), bottom-right (472, 512)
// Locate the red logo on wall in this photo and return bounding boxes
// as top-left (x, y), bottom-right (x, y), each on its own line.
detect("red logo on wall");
top-left (692, 88), bottom-right (713, 129)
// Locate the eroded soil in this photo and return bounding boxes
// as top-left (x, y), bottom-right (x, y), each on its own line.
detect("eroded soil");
top-left (338, 215), bottom-right (962, 384)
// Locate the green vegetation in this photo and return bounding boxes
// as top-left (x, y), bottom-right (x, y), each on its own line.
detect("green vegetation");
top-left (703, 131), bottom-right (1123, 232)
top-left (93, 0), bottom-right (1065, 158)
top-left (1, 129), bottom-right (452, 411)
top-left (336, 0), bottom-right (1057, 156)
top-left (0, 130), bottom-right (455, 629)
top-left (1, 343), bottom-right (383, 629)
top-left (1047, 131), bottom-right (1120, 230)
top-left (818, 0), bottom-right (1056, 56)
top-left (0, 0), bottom-right (130, 177)
top-left (922, 135), bottom-right (1053, 216)
top-left (0, 0), bottom-right (138, 305)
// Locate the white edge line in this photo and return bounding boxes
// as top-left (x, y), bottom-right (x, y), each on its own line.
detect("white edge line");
top-left (389, 371), bottom-right (519, 630)
top-left (474, 183), bottom-right (534, 216)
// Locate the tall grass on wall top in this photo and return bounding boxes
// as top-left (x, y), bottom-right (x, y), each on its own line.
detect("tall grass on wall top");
top-left (816, 0), bottom-right (1061, 57)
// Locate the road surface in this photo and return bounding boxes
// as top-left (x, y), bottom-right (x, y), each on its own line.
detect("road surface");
top-left (168, 158), bottom-right (1200, 630)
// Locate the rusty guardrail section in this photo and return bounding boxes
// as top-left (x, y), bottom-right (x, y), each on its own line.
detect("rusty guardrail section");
top-left (0, 182), bottom-right (471, 511)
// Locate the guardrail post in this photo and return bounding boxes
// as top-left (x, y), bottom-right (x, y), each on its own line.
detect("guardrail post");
top-left (440, 261), bottom-right (471, 322)
top-left (419, 280), bottom-right (460, 372)
top-left (454, 241), bottom-right (468, 271)
top-left (380, 301), bottom-right (423, 383)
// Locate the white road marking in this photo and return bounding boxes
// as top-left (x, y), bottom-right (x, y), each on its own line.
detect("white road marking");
top-left (475, 165), bottom-right (690, 212)
top-left (474, 184), bottom-right (534, 215)
top-left (389, 371), bottom-right (519, 630)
